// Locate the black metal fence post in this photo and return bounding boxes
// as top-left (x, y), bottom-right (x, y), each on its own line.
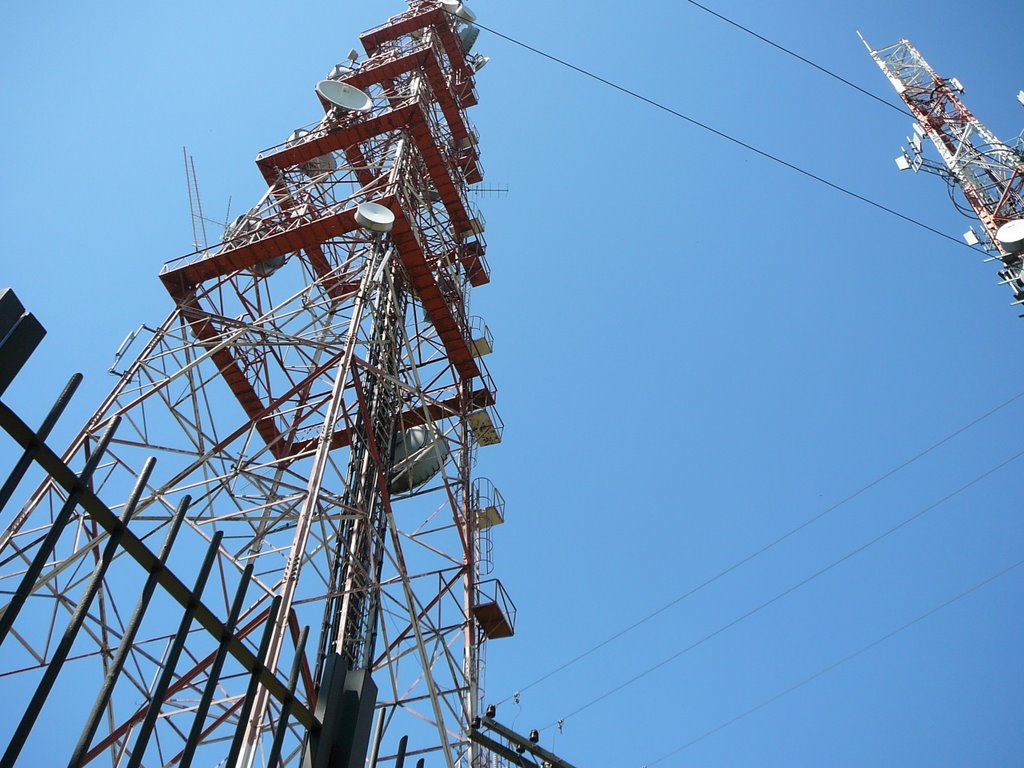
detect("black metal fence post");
top-left (124, 530), bottom-right (225, 768)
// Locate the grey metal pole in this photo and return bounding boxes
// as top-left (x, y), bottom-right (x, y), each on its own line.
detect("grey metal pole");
top-left (367, 707), bottom-right (388, 768)
top-left (265, 625), bottom-right (310, 767)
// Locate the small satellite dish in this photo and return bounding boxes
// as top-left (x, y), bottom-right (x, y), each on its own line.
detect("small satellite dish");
top-left (347, 48), bottom-right (360, 63)
top-left (996, 219), bottom-right (1024, 254)
top-left (441, 0), bottom-right (476, 22)
top-left (471, 55), bottom-right (491, 73)
top-left (326, 63), bottom-right (353, 80)
top-left (356, 202), bottom-right (395, 233)
top-left (316, 80), bottom-right (372, 113)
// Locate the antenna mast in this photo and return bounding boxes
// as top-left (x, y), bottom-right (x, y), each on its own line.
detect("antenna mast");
top-left (0, 2), bottom-right (513, 766)
top-left (861, 35), bottom-right (1024, 314)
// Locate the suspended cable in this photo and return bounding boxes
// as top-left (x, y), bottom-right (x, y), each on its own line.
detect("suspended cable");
top-left (541, 444), bottom-right (1024, 729)
top-left (679, 0), bottom-right (912, 118)
top-left (643, 555), bottom-right (1024, 765)
top-left (498, 386), bottom-right (1024, 704)
top-left (469, 18), bottom-right (973, 252)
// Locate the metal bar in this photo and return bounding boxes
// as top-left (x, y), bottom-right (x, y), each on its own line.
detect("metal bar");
top-left (166, 698), bottom-right (244, 767)
top-left (288, 610), bottom-right (315, 708)
top-left (383, 506), bottom-right (455, 768)
top-left (367, 707), bottom-right (388, 768)
top-left (481, 718), bottom-right (575, 768)
top-left (125, 530), bottom-right (224, 768)
top-left (0, 399), bottom-right (317, 729)
top-left (225, 595), bottom-right (283, 767)
top-left (239, 219), bottom-right (383, 759)
top-left (1, 458), bottom-right (155, 768)
top-left (0, 416), bottom-right (120, 647)
top-left (265, 625), bottom-right (309, 767)
top-left (178, 562), bottom-right (255, 768)
top-left (466, 731), bottom-right (528, 768)
top-left (68, 493), bottom-right (192, 768)
top-left (83, 605), bottom-right (272, 764)
top-left (394, 735), bottom-right (409, 768)
top-left (0, 373), bottom-right (82, 515)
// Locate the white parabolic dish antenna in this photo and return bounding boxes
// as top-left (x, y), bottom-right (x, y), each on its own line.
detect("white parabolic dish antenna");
top-left (441, 0), bottom-right (477, 22)
top-left (995, 218), bottom-right (1024, 254)
top-left (356, 202), bottom-right (396, 232)
top-left (315, 80), bottom-right (372, 113)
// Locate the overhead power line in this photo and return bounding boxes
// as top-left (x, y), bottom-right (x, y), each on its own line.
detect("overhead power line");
top-left (542, 444), bottom-right (1024, 729)
top-left (679, 0), bottom-right (911, 117)
top-left (643, 555), bottom-right (1024, 766)
top-left (469, 18), bottom-right (972, 252)
top-left (499, 386), bottom-right (1024, 704)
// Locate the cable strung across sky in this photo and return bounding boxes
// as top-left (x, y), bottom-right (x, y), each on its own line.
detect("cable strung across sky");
top-left (499, 386), bottom-right (1024, 704)
top-left (464, 15), bottom-right (974, 252)
top-left (642, 555), bottom-right (1024, 766)
top-left (542, 443), bottom-right (1024, 729)
top-left (679, 0), bottom-right (912, 118)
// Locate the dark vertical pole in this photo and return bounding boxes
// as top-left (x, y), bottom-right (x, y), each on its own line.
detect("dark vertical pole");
top-left (0, 458), bottom-right (155, 768)
top-left (225, 595), bottom-right (283, 767)
top-left (68, 494), bottom-right (191, 768)
top-left (0, 373), bottom-right (82, 514)
top-left (124, 530), bottom-right (224, 768)
top-left (394, 735), bottom-right (409, 768)
top-left (265, 625), bottom-right (309, 768)
top-left (0, 416), bottom-right (120, 647)
top-left (178, 562), bottom-right (255, 768)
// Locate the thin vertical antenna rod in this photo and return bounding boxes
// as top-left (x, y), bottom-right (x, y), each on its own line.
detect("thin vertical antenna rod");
top-left (189, 153), bottom-right (209, 248)
top-left (183, 146), bottom-right (200, 250)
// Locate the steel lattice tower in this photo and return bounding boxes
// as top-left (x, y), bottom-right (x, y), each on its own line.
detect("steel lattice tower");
top-left (0, 2), bottom-right (514, 766)
top-left (862, 36), bottom-right (1024, 313)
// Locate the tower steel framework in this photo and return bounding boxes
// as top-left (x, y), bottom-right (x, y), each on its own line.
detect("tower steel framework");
top-left (0, 2), bottom-right (512, 766)
top-left (862, 36), bottom-right (1024, 313)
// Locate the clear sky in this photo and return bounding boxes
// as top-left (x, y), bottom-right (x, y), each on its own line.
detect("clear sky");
top-left (2, 1), bottom-right (1023, 766)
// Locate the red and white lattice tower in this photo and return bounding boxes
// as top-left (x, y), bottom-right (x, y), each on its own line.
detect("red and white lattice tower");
top-left (0, 1), bottom-right (513, 766)
top-left (862, 36), bottom-right (1024, 314)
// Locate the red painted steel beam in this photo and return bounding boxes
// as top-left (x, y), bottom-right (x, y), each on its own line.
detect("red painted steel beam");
top-left (388, 206), bottom-right (479, 380)
top-left (289, 385), bottom-right (494, 456)
top-left (342, 44), bottom-right (473, 142)
top-left (180, 296), bottom-right (289, 460)
top-left (256, 106), bottom-right (417, 183)
top-left (361, 6), bottom-right (474, 84)
top-left (160, 206), bottom-right (362, 298)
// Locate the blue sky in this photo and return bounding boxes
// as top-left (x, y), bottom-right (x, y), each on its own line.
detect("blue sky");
top-left (2, 1), bottom-right (1023, 766)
